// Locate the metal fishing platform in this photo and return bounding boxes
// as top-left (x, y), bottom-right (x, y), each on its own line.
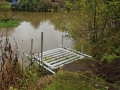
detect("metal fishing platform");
top-left (24, 32), bottom-right (92, 74)
top-left (24, 45), bottom-right (91, 74)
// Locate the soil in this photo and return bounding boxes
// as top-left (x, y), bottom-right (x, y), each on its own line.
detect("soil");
top-left (96, 58), bottom-right (120, 83)
top-left (62, 58), bottom-right (120, 90)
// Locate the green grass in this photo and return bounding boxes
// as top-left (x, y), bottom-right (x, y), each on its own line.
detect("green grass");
top-left (0, 19), bottom-right (20, 27)
top-left (44, 71), bottom-right (97, 90)
top-left (44, 70), bottom-right (120, 90)
top-left (0, 6), bottom-right (11, 11)
top-left (0, 1), bottom-right (11, 11)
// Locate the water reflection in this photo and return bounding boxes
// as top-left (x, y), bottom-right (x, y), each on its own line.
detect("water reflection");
top-left (0, 12), bottom-right (73, 54)
top-left (0, 27), bottom-right (15, 36)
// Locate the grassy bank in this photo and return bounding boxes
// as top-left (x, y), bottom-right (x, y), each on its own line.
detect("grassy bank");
top-left (44, 71), bottom-right (96, 90)
top-left (0, 1), bottom-right (20, 28)
top-left (0, 1), bottom-right (11, 11)
top-left (0, 36), bottom-right (119, 90)
top-left (0, 19), bottom-right (20, 27)
top-left (44, 59), bottom-right (120, 90)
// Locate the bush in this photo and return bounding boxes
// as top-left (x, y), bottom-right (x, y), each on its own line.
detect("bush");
top-left (17, 0), bottom-right (60, 12)
top-left (102, 53), bottom-right (118, 63)
top-left (16, 0), bottom-right (81, 12)
top-left (0, 1), bottom-right (11, 11)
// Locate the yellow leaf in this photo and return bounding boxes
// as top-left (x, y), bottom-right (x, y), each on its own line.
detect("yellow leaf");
top-left (105, 86), bottom-right (109, 90)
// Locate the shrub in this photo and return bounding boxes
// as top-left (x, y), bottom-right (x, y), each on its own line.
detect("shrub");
top-left (17, 0), bottom-right (60, 12)
top-left (0, 1), bottom-right (11, 11)
top-left (102, 53), bottom-right (118, 63)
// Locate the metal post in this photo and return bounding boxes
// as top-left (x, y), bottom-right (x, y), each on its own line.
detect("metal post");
top-left (62, 34), bottom-right (63, 47)
top-left (30, 39), bottom-right (33, 55)
top-left (22, 53), bottom-right (24, 78)
top-left (41, 32), bottom-right (43, 62)
top-left (81, 45), bottom-right (84, 54)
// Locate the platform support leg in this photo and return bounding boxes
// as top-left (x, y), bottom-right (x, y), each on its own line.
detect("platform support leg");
top-left (41, 32), bottom-right (43, 62)
top-left (62, 34), bottom-right (63, 47)
top-left (30, 39), bottom-right (33, 55)
top-left (81, 45), bottom-right (84, 54)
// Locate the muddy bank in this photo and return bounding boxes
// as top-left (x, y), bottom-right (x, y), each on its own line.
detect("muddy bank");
top-left (62, 58), bottom-right (120, 90)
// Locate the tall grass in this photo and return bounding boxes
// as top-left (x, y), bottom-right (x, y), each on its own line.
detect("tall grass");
top-left (0, 31), bottom-right (51, 89)
top-left (0, 1), bottom-right (11, 11)
top-left (0, 32), bottom-right (21, 89)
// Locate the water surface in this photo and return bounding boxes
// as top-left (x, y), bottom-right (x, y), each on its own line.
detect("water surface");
top-left (1, 12), bottom-right (73, 54)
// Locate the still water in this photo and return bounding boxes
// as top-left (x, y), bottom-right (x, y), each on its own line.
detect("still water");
top-left (1, 12), bottom-right (73, 54)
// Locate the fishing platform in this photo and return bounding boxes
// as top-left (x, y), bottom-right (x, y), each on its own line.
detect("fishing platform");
top-left (24, 32), bottom-right (92, 74)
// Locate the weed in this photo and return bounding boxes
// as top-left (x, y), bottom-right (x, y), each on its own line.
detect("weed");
top-left (0, 19), bottom-right (20, 27)
top-left (44, 71), bottom-right (95, 90)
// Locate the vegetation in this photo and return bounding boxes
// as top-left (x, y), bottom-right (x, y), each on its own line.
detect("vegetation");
top-left (45, 71), bottom-right (96, 90)
top-left (17, 0), bottom-right (60, 12)
top-left (88, 0), bottom-right (120, 61)
top-left (45, 58), bottom-right (120, 90)
top-left (0, 19), bottom-right (20, 27)
top-left (0, 35), bottom-right (20, 89)
top-left (16, 0), bottom-right (81, 12)
top-left (0, 0), bottom-right (120, 90)
top-left (0, 1), bottom-right (20, 28)
top-left (0, 35), bottom-right (49, 90)
top-left (60, 0), bottom-right (120, 62)
top-left (0, 1), bottom-right (11, 11)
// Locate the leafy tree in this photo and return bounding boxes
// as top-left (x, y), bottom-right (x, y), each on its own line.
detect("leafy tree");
top-left (80, 0), bottom-right (120, 61)
top-left (61, 0), bottom-right (120, 61)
